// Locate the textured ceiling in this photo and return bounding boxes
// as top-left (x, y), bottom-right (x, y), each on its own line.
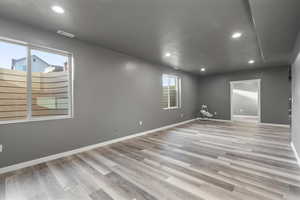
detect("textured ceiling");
top-left (0, 0), bottom-right (299, 74)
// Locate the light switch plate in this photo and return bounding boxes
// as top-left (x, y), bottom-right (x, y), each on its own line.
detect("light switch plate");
top-left (0, 145), bottom-right (2, 152)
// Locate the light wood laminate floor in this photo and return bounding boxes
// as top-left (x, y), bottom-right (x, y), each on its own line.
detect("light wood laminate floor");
top-left (1, 120), bottom-right (300, 200)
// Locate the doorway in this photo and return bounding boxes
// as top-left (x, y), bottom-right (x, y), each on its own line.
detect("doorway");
top-left (230, 79), bottom-right (261, 123)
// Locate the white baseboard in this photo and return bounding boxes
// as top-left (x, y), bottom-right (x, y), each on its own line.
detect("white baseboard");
top-left (232, 115), bottom-right (259, 119)
top-left (199, 118), bottom-right (233, 123)
top-left (259, 122), bottom-right (290, 128)
top-left (199, 118), bottom-right (290, 128)
top-left (291, 142), bottom-right (300, 167)
top-left (0, 118), bottom-right (197, 175)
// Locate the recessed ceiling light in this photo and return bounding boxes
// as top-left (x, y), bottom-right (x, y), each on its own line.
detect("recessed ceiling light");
top-left (248, 60), bottom-right (255, 64)
top-left (52, 5), bottom-right (65, 14)
top-left (165, 52), bottom-right (171, 57)
top-left (232, 32), bottom-right (242, 39)
top-left (201, 68), bottom-right (206, 72)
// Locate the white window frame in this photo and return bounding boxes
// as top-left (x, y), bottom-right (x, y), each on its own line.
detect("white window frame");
top-left (162, 74), bottom-right (181, 110)
top-left (0, 37), bottom-right (74, 125)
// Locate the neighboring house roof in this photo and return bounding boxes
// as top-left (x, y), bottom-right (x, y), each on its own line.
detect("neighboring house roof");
top-left (11, 55), bottom-right (64, 72)
top-left (12, 55), bottom-right (49, 66)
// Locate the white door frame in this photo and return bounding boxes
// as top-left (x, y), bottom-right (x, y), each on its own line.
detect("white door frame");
top-left (230, 79), bottom-right (261, 122)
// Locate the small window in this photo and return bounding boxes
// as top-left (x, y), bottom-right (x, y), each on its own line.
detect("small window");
top-left (0, 38), bottom-right (73, 124)
top-left (162, 74), bottom-right (181, 109)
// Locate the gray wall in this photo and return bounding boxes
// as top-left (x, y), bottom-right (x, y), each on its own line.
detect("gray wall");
top-left (198, 66), bottom-right (291, 124)
top-left (0, 19), bottom-right (199, 168)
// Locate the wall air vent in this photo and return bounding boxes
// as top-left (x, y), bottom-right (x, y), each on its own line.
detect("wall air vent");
top-left (57, 30), bottom-right (75, 38)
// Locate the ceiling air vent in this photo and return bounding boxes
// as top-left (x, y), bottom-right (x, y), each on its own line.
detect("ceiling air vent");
top-left (57, 30), bottom-right (75, 38)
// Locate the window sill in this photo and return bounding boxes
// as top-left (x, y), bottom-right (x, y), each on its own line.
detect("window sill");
top-left (0, 115), bottom-right (73, 125)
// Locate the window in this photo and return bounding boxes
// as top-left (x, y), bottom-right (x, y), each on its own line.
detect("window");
top-left (162, 74), bottom-right (181, 109)
top-left (0, 40), bottom-right (27, 121)
top-left (0, 38), bottom-right (72, 123)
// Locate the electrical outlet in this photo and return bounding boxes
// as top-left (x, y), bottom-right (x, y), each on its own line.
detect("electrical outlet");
top-left (180, 113), bottom-right (184, 118)
top-left (139, 121), bottom-right (143, 126)
top-left (0, 144), bottom-right (3, 152)
top-left (214, 112), bottom-right (217, 115)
